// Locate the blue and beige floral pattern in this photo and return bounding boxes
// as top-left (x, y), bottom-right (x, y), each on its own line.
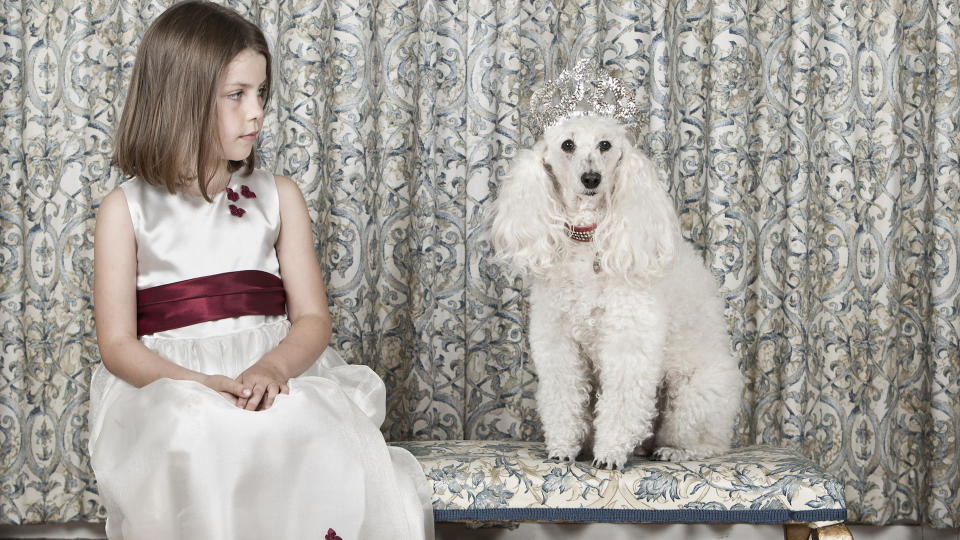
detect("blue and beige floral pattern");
top-left (396, 441), bottom-right (846, 524)
top-left (1, 0), bottom-right (958, 528)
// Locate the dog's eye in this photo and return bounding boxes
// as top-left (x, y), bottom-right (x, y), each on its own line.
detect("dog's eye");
top-left (598, 140), bottom-right (611, 152)
top-left (561, 139), bottom-right (575, 153)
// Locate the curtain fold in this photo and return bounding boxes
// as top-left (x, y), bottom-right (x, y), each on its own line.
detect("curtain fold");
top-left (0, 0), bottom-right (958, 527)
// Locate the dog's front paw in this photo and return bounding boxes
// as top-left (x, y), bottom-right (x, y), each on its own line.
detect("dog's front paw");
top-left (591, 449), bottom-right (628, 470)
top-left (546, 444), bottom-right (580, 463)
top-left (652, 446), bottom-right (703, 462)
top-left (591, 457), bottom-right (626, 470)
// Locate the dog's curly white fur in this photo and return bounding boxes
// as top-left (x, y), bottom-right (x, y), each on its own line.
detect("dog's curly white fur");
top-left (489, 116), bottom-right (742, 469)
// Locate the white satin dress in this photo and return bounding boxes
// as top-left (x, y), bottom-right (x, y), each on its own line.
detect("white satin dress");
top-left (89, 170), bottom-right (432, 540)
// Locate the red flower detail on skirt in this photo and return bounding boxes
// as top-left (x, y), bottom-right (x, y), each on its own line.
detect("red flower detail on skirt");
top-left (325, 529), bottom-right (342, 540)
top-left (229, 204), bottom-right (246, 218)
top-left (240, 185), bottom-right (256, 198)
top-left (226, 187), bottom-right (240, 202)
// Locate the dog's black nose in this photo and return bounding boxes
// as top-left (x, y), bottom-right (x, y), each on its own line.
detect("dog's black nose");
top-left (581, 172), bottom-right (601, 190)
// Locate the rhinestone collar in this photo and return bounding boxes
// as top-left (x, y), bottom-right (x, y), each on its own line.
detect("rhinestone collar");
top-left (564, 223), bottom-right (596, 243)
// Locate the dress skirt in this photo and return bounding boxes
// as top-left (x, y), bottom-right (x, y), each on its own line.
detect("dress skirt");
top-left (89, 319), bottom-right (431, 540)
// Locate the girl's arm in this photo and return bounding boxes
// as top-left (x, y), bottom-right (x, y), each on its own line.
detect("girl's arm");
top-left (235, 174), bottom-right (332, 411)
top-left (94, 188), bottom-right (251, 402)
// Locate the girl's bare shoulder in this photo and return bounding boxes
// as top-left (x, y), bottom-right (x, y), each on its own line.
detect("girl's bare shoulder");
top-left (98, 186), bottom-right (131, 221)
top-left (272, 173), bottom-right (301, 195)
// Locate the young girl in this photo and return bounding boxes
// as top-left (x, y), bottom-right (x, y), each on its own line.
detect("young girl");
top-left (89, 2), bottom-right (432, 538)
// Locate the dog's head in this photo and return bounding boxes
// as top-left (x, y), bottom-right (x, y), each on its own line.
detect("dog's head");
top-left (538, 116), bottom-right (632, 219)
top-left (488, 116), bottom-right (680, 283)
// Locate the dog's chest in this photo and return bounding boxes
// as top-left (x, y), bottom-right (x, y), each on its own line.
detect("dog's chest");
top-left (546, 248), bottom-right (609, 332)
top-left (565, 245), bottom-right (602, 279)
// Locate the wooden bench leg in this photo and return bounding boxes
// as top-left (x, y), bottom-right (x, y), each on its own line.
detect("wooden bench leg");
top-left (813, 523), bottom-right (853, 539)
top-left (784, 523), bottom-right (810, 540)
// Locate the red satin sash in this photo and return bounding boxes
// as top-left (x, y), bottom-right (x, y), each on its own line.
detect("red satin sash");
top-left (137, 270), bottom-right (286, 336)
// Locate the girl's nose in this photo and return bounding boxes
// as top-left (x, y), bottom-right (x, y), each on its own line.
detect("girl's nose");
top-left (248, 96), bottom-right (263, 120)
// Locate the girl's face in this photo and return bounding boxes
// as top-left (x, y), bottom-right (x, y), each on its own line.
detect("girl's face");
top-left (216, 49), bottom-right (267, 164)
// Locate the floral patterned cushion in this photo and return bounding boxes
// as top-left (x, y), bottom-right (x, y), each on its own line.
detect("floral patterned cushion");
top-left (395, 440), bottom-right (847, 524)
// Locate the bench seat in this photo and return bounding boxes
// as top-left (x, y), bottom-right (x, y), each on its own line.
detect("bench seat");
top-left (395, 440), bottom-right (852, 539)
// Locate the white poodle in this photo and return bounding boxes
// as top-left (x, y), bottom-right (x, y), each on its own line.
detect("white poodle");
top-left (489, 115), bottom-right (743, 469)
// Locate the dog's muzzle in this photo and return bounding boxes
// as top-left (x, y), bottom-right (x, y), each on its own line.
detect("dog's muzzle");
top-left (581, 172), bottom-right (601, 190)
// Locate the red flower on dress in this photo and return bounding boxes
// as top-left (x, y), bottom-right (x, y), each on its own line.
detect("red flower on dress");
top-left (229, 204), bottom-right (246, 218)
top-left (226, 187), bottom-right (240, 202)
top-left (240, 185), bottom-right (256, 198)
top-left (325, 529), bottom-right (342, 540)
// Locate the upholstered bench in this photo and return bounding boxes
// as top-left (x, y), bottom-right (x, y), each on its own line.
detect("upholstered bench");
top-left (395, 440), bottom-right (853, 539)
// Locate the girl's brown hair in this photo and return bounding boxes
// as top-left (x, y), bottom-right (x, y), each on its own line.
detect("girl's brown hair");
top-left (112, 0), bottom-right (272, 201)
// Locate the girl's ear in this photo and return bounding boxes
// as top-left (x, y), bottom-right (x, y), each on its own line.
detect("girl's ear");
top-left (487, 141), bottom-right (566, 274)
top-left (596, 145), bottom-right (680, 282)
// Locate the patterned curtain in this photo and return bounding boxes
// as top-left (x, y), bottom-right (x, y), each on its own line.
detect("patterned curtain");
top-left (1, 0), bottom-right (957, 528)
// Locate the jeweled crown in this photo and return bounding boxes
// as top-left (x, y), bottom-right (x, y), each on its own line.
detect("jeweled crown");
top-left (528, 58), bottom-right (640, 139)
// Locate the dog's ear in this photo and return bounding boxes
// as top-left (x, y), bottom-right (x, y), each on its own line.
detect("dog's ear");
top-left (596, 145), bottom-right (680, 282)
top-left (487, 141), bottom-right (566, 274)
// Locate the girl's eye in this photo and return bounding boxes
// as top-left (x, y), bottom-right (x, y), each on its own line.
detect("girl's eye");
top-left (598, 140), bottom-right (611, 152)
top-left (561, 139), bottom-right (575, 153)
top-left (228, 91), bottom-right (243, 100)
top-left (257, 86), bottom-right (266, 98)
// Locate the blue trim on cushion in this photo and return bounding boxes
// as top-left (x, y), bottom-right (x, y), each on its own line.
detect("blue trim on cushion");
top-left (434, 507), bottom-right (847, 524)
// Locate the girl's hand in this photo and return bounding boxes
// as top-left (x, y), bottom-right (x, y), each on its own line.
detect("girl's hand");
top-left (201, 374), bottom-right (252, 405)
top-left (235, 358), bottom-right (290, 411)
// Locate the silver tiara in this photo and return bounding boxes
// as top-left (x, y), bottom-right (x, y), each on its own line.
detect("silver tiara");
top-left (528, 58), bottom-right (640, 139)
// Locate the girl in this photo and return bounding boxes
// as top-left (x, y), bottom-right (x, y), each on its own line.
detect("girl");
top-left (89, 2), bottom-right (432, 538)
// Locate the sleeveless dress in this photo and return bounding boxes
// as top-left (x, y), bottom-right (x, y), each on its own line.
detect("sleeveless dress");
top-left (88, 170), bottom-right (432, 540)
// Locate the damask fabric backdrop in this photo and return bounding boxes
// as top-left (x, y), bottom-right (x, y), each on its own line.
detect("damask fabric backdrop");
top-left (0, 0), bottom-right (957, 528)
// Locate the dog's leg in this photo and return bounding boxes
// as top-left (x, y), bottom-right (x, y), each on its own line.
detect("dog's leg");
top-left (590, 292), bottom-right (666, 469)
top-left (653, 357), bottom-right (742, 461)
top-left (530, 286), bottom-right (591, 462)
top-left (651, 252), bottom-right (743, 461)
